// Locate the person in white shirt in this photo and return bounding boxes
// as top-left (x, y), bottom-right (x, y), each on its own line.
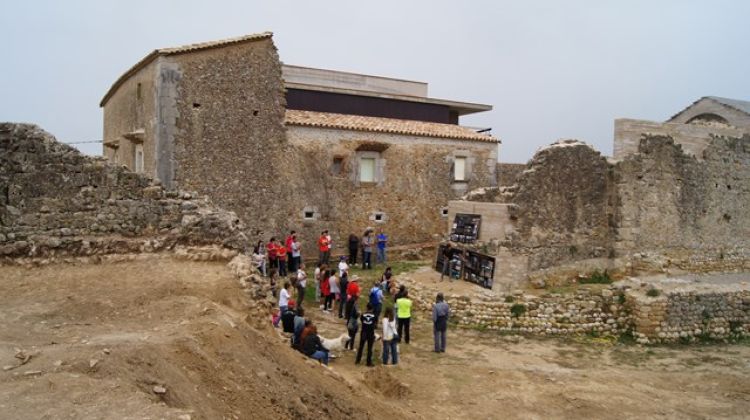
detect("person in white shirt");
top-left (328, 272), bottom-right (340, 314)
top-left (279, 281), bottom-right (291, 312)
top-left (314, 263), bottom-right (323, 303)
top-left (381, 308), bottom-right (398, 365)
top-left (338, 256), bottom-right (349, 278)
top-left (291, 238), bottom-right (302, 273)
top-left (296, 264), bottom-right (307, 308)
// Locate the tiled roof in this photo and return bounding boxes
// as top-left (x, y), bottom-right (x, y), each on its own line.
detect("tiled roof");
top-left (285, 110), bottom-right (498, 143)
top-left (100, 32), bottom-right (273, 107)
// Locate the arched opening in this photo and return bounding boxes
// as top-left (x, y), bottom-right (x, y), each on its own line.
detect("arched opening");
top-left (686, 113), bottom-right (729, 126)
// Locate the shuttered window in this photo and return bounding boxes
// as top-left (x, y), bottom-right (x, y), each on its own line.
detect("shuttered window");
top-left (454, 157), bottom-right (466, 181)
top-left (360, 157), bottom-right (376, 182)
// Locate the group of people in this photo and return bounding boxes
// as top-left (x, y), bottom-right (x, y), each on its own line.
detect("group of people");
top-left (263, 228), bottom-right (452, 368)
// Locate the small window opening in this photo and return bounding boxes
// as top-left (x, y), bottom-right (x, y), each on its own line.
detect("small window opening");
top-left (332, 157), bottom-right (343, 175)
top-left (374, 213), bottom-right (383, 222)
top-left (134, 145), bottom-right (144, 173)
top-left (441, 208), bottom-right (449, 217)
top-left (304, 211), bottom-right (315, 220)
top-left (727, 185), bottom-right (732, 190)
top-left (193, 103), bottom-right (201, 109)
top-left (253, 110), bottom-right (259, 116)
top-left (136, 83), bottom-right (142, 100)
top-left (454, 156), bottom-right (466, 181)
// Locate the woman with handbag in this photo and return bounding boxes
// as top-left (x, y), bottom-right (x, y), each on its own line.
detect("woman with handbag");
top-left (381, 308), bottom-right (399, 365)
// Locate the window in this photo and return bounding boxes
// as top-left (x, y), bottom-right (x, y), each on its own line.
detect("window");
top-left (134, 145), bottom-right (144, 173)
top-left (360, 157), bottom-right (376, 183)
top-left (304, 211), bottom-right (315, 220)
top-left (441, 208), bottom-right (449, 217)
top-left (136, 83), bottom-right (142, 100)
top-left (454, 157), bottom-right (466, 181)
top-left (331, 157), bottom-right (343, 176)
top-left (374, 213), bottom-right (383, 222)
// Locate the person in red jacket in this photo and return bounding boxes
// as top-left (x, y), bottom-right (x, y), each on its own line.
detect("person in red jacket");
top-left (318, 230), bottom-right (331, 265)
top-left (267, 237), bottom-right (279, 274)
top-left (276, 243), bottom-right (288, 277)
top-left (320, 269), bottom-right (332, 311)
top-left (346, 275), bottom-right (361, 300)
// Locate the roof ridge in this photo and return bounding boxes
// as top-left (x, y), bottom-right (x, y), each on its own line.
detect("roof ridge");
top-left (285, 109), bottom-right (499, 143)
top-left (100, 31), bottom-right (273, 107)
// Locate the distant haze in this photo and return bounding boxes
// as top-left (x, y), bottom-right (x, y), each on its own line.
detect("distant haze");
top-left (1, 0), bottom-right (748, 163)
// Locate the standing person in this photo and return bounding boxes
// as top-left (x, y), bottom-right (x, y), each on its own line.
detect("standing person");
top-left (345, 295), bottom-right (360, 350)
top-left (267, 237), bottom-right (279, 274)
top-left (432, 293), bottom-right (450, 353)
top-left (338, 271), bottom-right (349, 319)
top-left (396, 290), bottom-right (413, 344)
top-left (314, 263), bottom-right (323, 303)
top-left (276, 241), bottom-right (288, 277)
top-left (302, 325), bottom-right (329, 365)
top-left (291, 235), bottom-right (302, 273)
top-left (285, 230), bottom-right (296, 272)
top-left (355, 303), bottom-right (376, 367)
top-left (329, 270), bottom-right (340, 315)
top-left (369, 281), bottom-right (384, 323)
top-left (279, 281), bottom-right (292, 313)
top-left (338, 256), bottom-right (349, 278)
top-left (320, 269), bottom-right (332, 311)
top-left (361, 229), bottom-right (373, 270)
top-left (376, 228), bottom-right (388, 265)
top-left (346, 275), bottom-right (361, 303)
top-left (252, 241), bottom-right (267, 277)
top-left (440, 245), bottom-right (452, 281)
top-left (348, 233), bottom-right (360, 265)
top-left (296, 264), bottom-right (307, 309)
top-left (318, 230), bottom-right (331, 265)
top-left (382, 308), bottom-right (399, 365)
top-left (381, 266), bottom-right (393, 291)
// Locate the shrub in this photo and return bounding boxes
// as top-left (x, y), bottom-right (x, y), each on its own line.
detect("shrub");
top-left (504, 295), bottom-right (515, 303)
top-left (510, 304), bottom-right (526, 318)
top-left (579, 269), bottom-right (613, 285)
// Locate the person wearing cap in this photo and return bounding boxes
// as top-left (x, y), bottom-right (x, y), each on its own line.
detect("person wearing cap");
top-left (432, 293), bottom-right (450, 352)
top-left (346, 275), bottom-right (361, 301)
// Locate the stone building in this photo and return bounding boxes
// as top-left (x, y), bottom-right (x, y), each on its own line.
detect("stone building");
top-left (100, 32), bottom-right (498, 252)
top-left (614, 96), bottom-right (750, 159)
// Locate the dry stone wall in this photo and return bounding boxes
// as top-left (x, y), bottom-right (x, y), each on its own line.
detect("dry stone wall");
top-left (0, 123), bottom-right (249, 262)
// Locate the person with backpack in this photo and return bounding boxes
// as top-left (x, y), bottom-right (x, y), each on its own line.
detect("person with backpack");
top-left (345, 295), bottom-right (360, 351)
top-left (432, 293), bottom-right (451, 352)
top-left (281, 300), bottom-right (297, 333)
top-left (355, 303), bottom-right (377, 367)
top-left (369, 281), bottom-right (384, 323)
top-left (396, 290), bottom-right (413, 344)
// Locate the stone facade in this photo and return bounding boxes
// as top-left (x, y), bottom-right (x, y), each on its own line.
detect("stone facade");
top-left (100, 33), bottom-right (498, 254)
top-left (497, 163), bottom-right (525, 187)
top-left (0, 123), bottom-right (249, 262)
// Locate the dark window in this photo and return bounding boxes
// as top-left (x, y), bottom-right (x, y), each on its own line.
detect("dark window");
top-left (441, 208), bottom-right (449, 216)
top-left (193, 103), bottom-right (201, 109)
top-left (136, 83), bottom-right (142, 100)
top-left (304, 211), bottom-right (314, 219)
top-left (374, 213), bottom-right (383, 222)
top-left (332, 157), bottom-right (344, 175)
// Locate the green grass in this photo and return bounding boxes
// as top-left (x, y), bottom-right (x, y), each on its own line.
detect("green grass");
top-left (579, 269), bottom-right (613, 285)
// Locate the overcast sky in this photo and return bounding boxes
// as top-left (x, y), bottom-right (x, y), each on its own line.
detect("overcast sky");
top-left (2, 1), bottom-right (749, 163)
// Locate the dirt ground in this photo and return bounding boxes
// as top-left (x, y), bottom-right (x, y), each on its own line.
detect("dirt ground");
top-left (2, 258), bottom-right (750, 419)
top-left (312, 268), bottom-right (750, 420)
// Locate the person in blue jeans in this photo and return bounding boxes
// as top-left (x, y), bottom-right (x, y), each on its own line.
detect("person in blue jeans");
top-left (376, 228), bottom-right (388, 265)
top-left (302, 325), bottom-right (329, 365)
top-left (382, 309), bottom-right (398, 365)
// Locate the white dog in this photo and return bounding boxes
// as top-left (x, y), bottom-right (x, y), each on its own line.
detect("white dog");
top-left (321, 333), bottom-right (349, 352)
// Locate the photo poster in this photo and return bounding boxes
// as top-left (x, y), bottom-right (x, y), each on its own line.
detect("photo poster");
top-left (450, 213), bottom-right (482, 243)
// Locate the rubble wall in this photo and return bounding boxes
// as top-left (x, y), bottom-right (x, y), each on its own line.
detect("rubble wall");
top-left (614, 135), bottom-right (750, 273)
top-left (497, 162), bottom-right (526, 187)
top-left (506, 141), bottom-right (615, 271)
top-left (0, 123), bottom-right (248, 262)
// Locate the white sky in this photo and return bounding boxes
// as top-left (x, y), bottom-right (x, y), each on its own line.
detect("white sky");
top-left (1, 0), bottom-right (749, 163)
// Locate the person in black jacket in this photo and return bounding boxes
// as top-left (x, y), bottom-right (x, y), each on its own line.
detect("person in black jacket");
top-left (345, 295), bottom-right (360, 350)
top-left (355, 303), bottom-right (377, 366)
top-left (348, 233), bottom-right (359, 265)
top-left (281, 301), bottom-right (297, 333)
top-left (302, 325), bottom-right (329, 365)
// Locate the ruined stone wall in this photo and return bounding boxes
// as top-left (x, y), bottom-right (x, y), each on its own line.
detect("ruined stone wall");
top-left (0, 124), bottom-right (248, 262)
top-left (497, 163), bottom-right (526, 187)
top-left (284, 126), bottom-right (498, 253)
top-left (505, 140), bottom-right (615, 271)
top-left (629, 284), bottom-right (750, 344)
top-left (614, 135), bottom-right (750, 272)
top-left (614, 118), bottom-right (747, 159)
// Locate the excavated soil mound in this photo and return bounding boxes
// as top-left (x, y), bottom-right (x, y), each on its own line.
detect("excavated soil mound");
top-left (363, 367), bottom-right (410, 399)
top-left (0, 257), bottom-right (400, 419)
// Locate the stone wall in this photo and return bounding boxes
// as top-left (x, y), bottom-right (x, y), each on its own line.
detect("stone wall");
top-left (0, 123), bottom-right (248, 262)
top-left (505, 140), bottom-right (615, 271)
top-left (497, 163), bottom-right (526, 187)
top-left (613, 118), bottom-right (746, 159)
top-left (629, 283), bottom-right (750, 344)
top-left (614, 135), bottom-right (750, 273)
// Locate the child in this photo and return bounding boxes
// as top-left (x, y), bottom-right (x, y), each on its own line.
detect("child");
top-left (271, 307), bottom-right (281, 328)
